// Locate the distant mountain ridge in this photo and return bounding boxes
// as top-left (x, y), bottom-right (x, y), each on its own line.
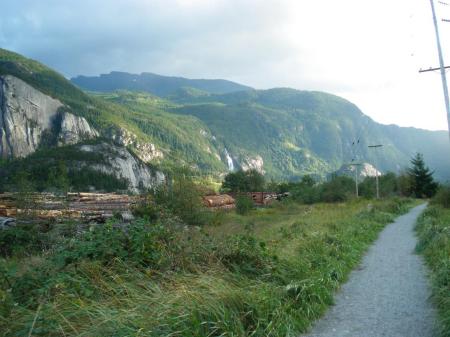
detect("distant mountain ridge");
top-left (71, 71), bottom-right (252, 96)
top-left (1, 48), bottom-right (450, 188)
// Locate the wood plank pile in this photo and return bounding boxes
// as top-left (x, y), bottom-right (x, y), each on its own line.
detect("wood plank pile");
top-left (0, 192), bottom-right (140, 223)
top-left (203, 194), bottom-right (235, 209)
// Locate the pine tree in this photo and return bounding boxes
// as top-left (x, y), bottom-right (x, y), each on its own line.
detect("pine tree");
top-left (407, 153), bottom-right (438, 198)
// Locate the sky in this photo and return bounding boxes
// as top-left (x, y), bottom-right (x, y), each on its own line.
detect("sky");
top-left (1, 0), bottom-right (450, 131)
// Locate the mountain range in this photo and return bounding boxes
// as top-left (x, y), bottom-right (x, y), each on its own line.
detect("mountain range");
top-left (1, 48), bottom-right (449, 192)
top-left (71, 71), bottom-right (252, 96)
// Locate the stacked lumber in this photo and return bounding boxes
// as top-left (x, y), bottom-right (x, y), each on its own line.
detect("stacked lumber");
top-left (203, 194), bottom-right (235, 209)
top-left (68, 192), bottom-right (135, 210)
top-left (0, 192), bottom-right (140, 223)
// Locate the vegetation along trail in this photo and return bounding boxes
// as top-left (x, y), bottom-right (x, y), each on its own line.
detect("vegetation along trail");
top-left (301, 203), bottom-right (437, 337)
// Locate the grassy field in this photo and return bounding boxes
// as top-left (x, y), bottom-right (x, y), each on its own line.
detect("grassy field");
top-left (0, 198), bottom-right (415, 337)
top-left (416, 205), bottom-right (450, 337)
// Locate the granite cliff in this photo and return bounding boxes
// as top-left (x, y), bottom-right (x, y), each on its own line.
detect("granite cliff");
top-left (0, 74), bottom-right (164, 192)
top-left (0, 75), bottom-right (97, 158)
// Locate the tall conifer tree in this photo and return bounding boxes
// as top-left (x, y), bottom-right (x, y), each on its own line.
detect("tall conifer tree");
top-left (407, 153), bottom-right (438, 198)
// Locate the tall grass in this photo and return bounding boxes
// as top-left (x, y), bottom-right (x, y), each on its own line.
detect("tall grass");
top-left (0, 198), bottom-right (414, 336)
top-left (416, 206), bottom-right (450, 337)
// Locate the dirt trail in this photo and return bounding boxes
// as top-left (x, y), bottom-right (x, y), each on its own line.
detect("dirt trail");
top-left (301, 203), bottom-right (437, 337)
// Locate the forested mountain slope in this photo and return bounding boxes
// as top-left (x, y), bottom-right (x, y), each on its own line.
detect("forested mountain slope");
top-left (1, 48), bottom-right (449, 184)
top-left (167, 88), bottom-right (450, 181)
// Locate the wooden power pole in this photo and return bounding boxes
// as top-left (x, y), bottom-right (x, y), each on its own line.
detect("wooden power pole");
top-left (349, 163), bottom-right (362, 198)
top-left (426, 0), bottom-right (450, 139)
top-left (368, 145), bottom-right (383, 199)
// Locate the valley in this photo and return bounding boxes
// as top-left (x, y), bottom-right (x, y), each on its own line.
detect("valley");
top-left (2, 48), bottom-right (450, 193)
top-left (0, 47), bottom-right (449, 337)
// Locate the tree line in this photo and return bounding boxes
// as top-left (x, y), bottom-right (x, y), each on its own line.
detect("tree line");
top-left (221, 153), bottom-right (440, 203)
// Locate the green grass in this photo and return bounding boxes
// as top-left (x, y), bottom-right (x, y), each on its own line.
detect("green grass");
top-left (416, 205), bottom-right (450, 337)
top-left (0, 198), bottom-right (415, 336)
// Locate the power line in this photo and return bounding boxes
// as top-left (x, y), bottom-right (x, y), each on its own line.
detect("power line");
top-left (351, 115), bottom-right (372, 163)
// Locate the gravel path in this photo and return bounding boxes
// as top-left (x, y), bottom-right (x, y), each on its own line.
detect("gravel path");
top-left (301, 203), bottom-right (437, 337)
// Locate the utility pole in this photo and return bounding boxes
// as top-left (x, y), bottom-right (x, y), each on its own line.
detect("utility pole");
top-left (368, 145), bottom-right (383, 199)
top-left (349, 163), bottom-right (362, 198)
top-left (427, 0), bottom-right (450, 139)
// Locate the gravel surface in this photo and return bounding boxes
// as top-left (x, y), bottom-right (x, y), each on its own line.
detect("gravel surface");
top-left (301, 203), bottom-right (437, 337)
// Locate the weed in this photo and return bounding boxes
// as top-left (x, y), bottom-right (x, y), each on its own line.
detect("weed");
top-left (416, 205), bottom-right (450, 337)
top-left (0, 198), bottom-right (415, 336)
top-left (236, 195), bottom-right (254, 215)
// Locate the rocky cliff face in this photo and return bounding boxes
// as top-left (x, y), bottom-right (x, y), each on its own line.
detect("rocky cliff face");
top-left (335, 162), bottom-right (381, 179)
top-left (0, 75), bottom-right (97, 159)
top-left (239, 155), bottom-right (264, 174)
top-left (0, 75), bottom-right (164, 192)
top-left (79, 142), bottom-right (165, 192)
top-left (58, 112), bottom-right (99, 145)
top-left (107, 127), bottom-right (164, 163)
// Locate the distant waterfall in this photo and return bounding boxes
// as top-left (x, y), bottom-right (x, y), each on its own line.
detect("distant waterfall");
top-left (224, 148), bottom-right (235, 171)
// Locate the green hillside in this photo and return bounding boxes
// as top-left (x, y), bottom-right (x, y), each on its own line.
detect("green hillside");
top-left (1, 48), bottom-right (450, 181)
top-left (0, 49), bottom-right (226, 174)
top-left (169, 88), bottom-right (450, 180)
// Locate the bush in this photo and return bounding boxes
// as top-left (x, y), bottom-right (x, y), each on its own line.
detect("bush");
top-left (372, 197), bottom-right (412, 214)
top-left (290, 175), bottom-right (320, 204)
top-left (219, 234), bottom-right (275, 276)
top-left (292, 185), bottom-right (320, 204)
top-left (235, 195), bottom-right (254, 215)
top-left (131, 198), bottom-right (160, 221)
top-left (397, 171), bottom-right (413, 197)
top-left (53, 219), bottom-right (179, 269)
top-left (222, 170), bottom-right (265, 192)
top-left (320, 176), bottom-right (354, 202)
top-left (359, 172), bottom-right (399, 199)
top-left (431, 186), bottom-right (450, 208)
top-left (416, 206), bottom-right (450, 336)
top-left (154, 174), bottom-right (209, 226)
top-left (0, 225), bottom-right (43, 257)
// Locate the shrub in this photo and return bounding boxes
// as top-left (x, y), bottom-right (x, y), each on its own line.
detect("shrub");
top-left (372, 197), bottom-right (412, 214)
top-left (416, 206), bottom-right (450, 336)
top-left (359, 172), bottom-right (399, 198)
top-left (291, 185), bottom-right (320, 204)
top-left (0, 225), bottom-right (43, 257)
top-left (320, 176), bottom-right (354, 202)
top-left (235, 195), bottom-right (254, 215)
top-left (219, 234), bottom-right (275, 276)
top-left (131, 198), bottom-right (160, 221)
top-left (154, 174), bottom-right (209, 226)
top-left (290, 175), bottom-right (320, 204)
top-left (431, 186), bottom-right (450, 208)
top-left (53, 219), bottom-right (179, 269)
top-left (222, 170), bottom-right (265, 192)
top-left (397, 171), bottom-right (413, 197)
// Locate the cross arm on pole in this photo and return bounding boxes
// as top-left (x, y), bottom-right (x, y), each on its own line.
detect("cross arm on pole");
top-left (419, 66), bottom-right (450, 73)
